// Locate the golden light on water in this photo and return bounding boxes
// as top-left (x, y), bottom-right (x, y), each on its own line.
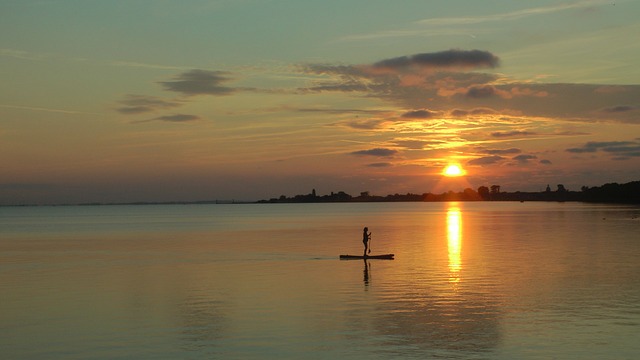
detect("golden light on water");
top-left (447, 204), bottom-right (462, 282)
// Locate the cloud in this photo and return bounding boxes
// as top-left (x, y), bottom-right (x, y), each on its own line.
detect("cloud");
top-left (132, 114), bottom-right (201, 124)
top-left (298, 64), bottom-right (371, 93)
top-left (566, 141), bottom-right (634, 153)
top-left (300, 54), bottom-right (640, 125)
top-left (0, 103), bottom-right (103, 116)
top-left (337, 119), bottom-right (387, 130)
top-left (566, 140), bottom-right (640, 158)
top-left (300, 50), bottom-right (504, 103)
top-left (393, 139), bottom-right (444, 150)
top-left (372, 49), bottom-right (499, 72)
top-left (540, 159), bottom-right (553, 165)
top-left (602, 145), bottom-right (640, 154)
top-left (0, 48), bottom-right (46, 61)
top-left (339, 2), bottom-right (602, 42)
top-left (464, 85), bottom-right (541, 99)
top-left (601, 105), bottom-right (636, 113)
top-left (301, 64), bottom-right (368, 78)
top-left (160, 69), bottom-right (236, 96)
top-left (491, 130), bottom-right (538, 138)
top-left (401, 109), bottom-right (437, 119)
top-left (297, 108), bottom-right (384, 115)
top-left (301, 82), bottom-right (369, 93)
top-left (152, 114), bottom-right (200, 122)
top-left (117, 95), bottom-right (183, 114)
top-left (466, 85), bottom-right (499, 98)
top-left (300, 50), bottom-right (499, 93)
top-left (509, 87), bottom-right (548, 98)
top-left (555, 131), bottom-right (591, 136)
top-left (109, 60), bottom-right (187, 71)
top-left (351, 148), bottom-right (398, 157)
top-left (467, 155), bottom-right (505, 166)
top-left (450, 108), bottom-right (497, 117)
top-left (566, 147), bottom-right (596, 154)
top-left (513, 154), bottom-right (537, 162)
top-left (416, 2), bottom-right (604, 26)
top-left (367, 162), bottom-right (393, 168)
top-left (483, 148), bottom-right (521, 155)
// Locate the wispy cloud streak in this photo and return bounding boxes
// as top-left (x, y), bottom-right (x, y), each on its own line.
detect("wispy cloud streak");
top-left (416, 0), bottom-right (609, 26)
top-left (0, 104), bottom-right (103, 116)
top-left (339, 0), bottom-right (612, 42)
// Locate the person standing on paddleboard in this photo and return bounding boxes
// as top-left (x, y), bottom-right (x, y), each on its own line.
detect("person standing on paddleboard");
top-left (363, 227), bottom-right (371, 256)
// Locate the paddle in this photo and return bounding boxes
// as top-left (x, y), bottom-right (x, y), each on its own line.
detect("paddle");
top-left (368, 232), bottom-right (372, 254)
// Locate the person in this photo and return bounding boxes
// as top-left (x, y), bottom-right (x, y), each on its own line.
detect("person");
top-left (362, 227), bottom-right (371, 256)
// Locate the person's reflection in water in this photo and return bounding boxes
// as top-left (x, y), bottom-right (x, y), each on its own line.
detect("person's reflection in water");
top-left (363, 260), bottom-right (370, 286)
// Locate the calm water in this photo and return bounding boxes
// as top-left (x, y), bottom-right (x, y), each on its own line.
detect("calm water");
top-left (1, 202), bottom-right (639, 359)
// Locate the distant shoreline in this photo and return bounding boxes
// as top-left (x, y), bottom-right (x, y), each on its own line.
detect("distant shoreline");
top-left (258, 180), bottom-right (640, 205)
top-left (3, 180), bottom-right (638, 207)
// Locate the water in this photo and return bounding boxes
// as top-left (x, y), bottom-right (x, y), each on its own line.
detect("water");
top-left (1, 202), bottom-right (639, 359)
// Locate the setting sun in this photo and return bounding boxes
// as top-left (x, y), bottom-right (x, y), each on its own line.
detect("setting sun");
top-left (443, 164), bottom-right (466, 177)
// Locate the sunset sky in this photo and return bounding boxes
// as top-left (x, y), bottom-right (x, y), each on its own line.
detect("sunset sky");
top-left (2, 0), bottom-right (639, 204)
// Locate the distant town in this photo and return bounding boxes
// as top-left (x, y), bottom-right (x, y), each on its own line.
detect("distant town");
top-left (258, 180), bottom-right (640, 204)
top-left (6, 180), bottom-right (639, 206)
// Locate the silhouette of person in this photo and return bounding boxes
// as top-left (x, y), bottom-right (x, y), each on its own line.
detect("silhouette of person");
top-left (362, 227), bottom-right (371, 256)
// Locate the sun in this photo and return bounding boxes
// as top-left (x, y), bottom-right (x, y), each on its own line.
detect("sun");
top-left (443, 164), bottom-right (466, 177)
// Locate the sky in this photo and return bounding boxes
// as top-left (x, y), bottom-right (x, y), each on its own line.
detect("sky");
top-left (1, 0), bottom-right (639, 204)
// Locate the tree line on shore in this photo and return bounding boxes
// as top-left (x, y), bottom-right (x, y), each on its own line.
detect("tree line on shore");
top-left (258, 180), bottom-right (640, 204)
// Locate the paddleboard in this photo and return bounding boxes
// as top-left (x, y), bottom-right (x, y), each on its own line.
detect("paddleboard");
top-left (339, 254), bottom-right (394, 260)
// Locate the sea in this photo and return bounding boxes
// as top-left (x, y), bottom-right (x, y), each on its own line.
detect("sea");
top-left (1, 202), bottom-right (639, 359)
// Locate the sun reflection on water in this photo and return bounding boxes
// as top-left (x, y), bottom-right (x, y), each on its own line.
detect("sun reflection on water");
top-left (447, 204), bottom-right (462, 283)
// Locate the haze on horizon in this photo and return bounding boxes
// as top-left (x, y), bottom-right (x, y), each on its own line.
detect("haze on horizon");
top-left (1, 0), bottom-right (639, 205)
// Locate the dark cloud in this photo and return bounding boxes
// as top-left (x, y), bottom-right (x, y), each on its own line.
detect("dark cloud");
top-left (351, 148), bottom-right (398, 157)
top-left (160, 69), bottom-right (236, 96)
top-left (297, 108), bottom-right (384, 115)
top-left (484, 148), bottom-right (521, 155)
top-left (566, 141), bottom-right (634, 153)
top-left (117, 95), bottom-right (182, 114)
top-left (602, 145), bottom-right (640, 155)
top-left (565, 147), bottom-right (596, 154)
top-left (302, 82), bottom-right (369, 93)
top-left (450, 108), bottom-right (497, 117)
top-left (401, 109), bottom-right (436, 119)
top-left (601, 105), bottom-right (636, 113)
top-left (367, 162), bottom-right (393, 167)
top-left (298, 50), bottom-right (500, 97)
top-left (540, 159), bottom-right (552, 165)
top-left (339, 119), bottom-right (387, 130)
top-left (491, 130), bottom-right (537, 138)
top-left (466, 85), bottom-right (498, 98)
top-left (467, 155), bottom-right (505, 166)
top-left (513, 154), bottom-right (537, 162)
top-left (152, 114), bottom-right (200, 122)
top-left (566, 140), bottom-right (640, 158)
top-left (118, 107), bottom-right (149, 114)
top-left (373, 49), bottom-right (499, 71)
